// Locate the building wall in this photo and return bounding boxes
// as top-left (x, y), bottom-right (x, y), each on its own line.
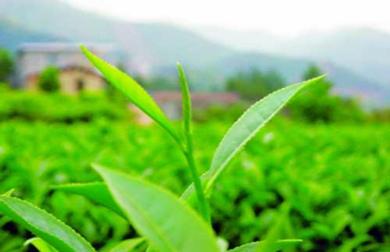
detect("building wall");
top-left (25, 68), bottom-right (106, 93)
top-left (17, 51), bottom-right (92, 86)
top-left (60, 70), bottom-right (105, 94)
top-left (15, 43), bottom-right (112, 88)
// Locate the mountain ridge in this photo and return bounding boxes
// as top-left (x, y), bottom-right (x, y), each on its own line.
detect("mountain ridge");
top-left (0, 0), bottom-right (388, 106)
top-left (193, 26), bottom-right (390, 88)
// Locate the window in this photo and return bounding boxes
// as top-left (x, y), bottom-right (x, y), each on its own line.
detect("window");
top-left (77, 78), bottom-right (85, 91)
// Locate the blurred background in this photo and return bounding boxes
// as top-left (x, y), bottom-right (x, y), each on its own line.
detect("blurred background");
top-left (0, 0), bottom-right (389, 251)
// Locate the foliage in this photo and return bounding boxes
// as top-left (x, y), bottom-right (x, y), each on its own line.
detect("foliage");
top-left (193, 103), bottom-right (248, 123)
top-left (0, 47), bottom-right (388, 251)
top-left (369, 108), bottom-right (390, 122)
top-left (0, 47), bottom-right (320, 251)
top-left (0, 90), bottom-right (130, 122)
top-left (289, 65), bottom-right (365, 123)
top-left (38, 66), bottom-right (61, 92)
top-left (106, 63), bottom-right (128, 103)
top-left (0, 48), bottom-right (14, 82)
top-left (0, 196), bottom-right (95, 252)
top-left (140, 75), bottom-right (178, 91)
top-left (184, 76), bottom-right (322, 201)
top-left (226, 69), bottom-right (285, 101)
top-left (0, 120), bottom-right (388, 251)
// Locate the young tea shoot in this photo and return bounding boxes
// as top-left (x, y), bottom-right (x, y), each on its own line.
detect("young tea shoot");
top-left (0, 45), bottom-right (324, 252)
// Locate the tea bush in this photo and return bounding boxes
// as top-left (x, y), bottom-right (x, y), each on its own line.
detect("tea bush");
top-left (288, 65), bottom-right (365, 123)
top-left (0, 90), bottom-right (131, 122)
top-left (0, 48), bottom-right (14, 82)
top-left (38, 66), bottom-right (61, 92)
top-left (0, 118), bottom-right (388, 251)
top-left (0, 48), bottom-right (388, 252)
top-left (0, 47), bottom-right (318, 252)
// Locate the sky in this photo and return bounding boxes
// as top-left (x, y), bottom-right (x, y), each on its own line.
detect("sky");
top-left (66, 0), bottom-right (390, 36)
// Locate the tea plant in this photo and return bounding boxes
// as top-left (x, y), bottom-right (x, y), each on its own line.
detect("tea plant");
top-left (0, 46), bottom-right (323, 252)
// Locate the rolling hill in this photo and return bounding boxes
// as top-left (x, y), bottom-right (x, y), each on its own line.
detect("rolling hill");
top-left (0, 0), bottom-right (235, 69)
top-left (0, 0), bottom-right (388, 106)
top-left (194, 26), bottom-right (390, 89)
top-left (278, 28), bottom-right (390, 88)
top-left (207, 52), bottom-right (389, 106)
top-left (0, 18), bottom-right (63, 51)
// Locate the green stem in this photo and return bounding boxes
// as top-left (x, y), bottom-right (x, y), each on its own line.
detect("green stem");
top-left (182, 137), bottom-right (210, 224)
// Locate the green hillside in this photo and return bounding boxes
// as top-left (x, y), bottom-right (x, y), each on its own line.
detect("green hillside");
top-left (280, 28), bottom-right (390, 87)
top-left (0, 0), bottom-right (234, 67)
top-left (0, 18), bottom-right (62, 51)
top-left (0, 0), bottom-right (388, 106)
top-left (194, 26), bottom-right (390, 88)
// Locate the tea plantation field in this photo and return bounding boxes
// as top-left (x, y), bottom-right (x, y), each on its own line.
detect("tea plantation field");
top-left (0, 119), bottom-right (389, 251)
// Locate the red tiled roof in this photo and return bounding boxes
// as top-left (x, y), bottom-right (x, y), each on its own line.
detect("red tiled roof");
top-left (151, 91), bottom-right (239, 104)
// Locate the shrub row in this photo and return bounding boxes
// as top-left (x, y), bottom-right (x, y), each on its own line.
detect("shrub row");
top-left (0, 120), bottom-right (388, 251)
top-left (0, 89), bottom-right (131, 123)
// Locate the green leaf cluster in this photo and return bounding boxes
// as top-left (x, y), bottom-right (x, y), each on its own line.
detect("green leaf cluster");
top-left (38, 66), bottom-right (61, 93)
top-left (0, 46), bottom-right (323, 251)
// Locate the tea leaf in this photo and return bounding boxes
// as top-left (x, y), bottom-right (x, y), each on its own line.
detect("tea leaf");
top-left (0, 196), bottom-right (95, 252)
top-left (256, 204), bottom-right (290, 252)
top-left (228, 239), bottom-right (302, 252)
top-left (205, 76), bottom-right (324, 194)
top-left (177, 63), bottom-right (210, 222)
top-left (55, 182), bottom-right (124, 217)
top-left (109, 238), bottom-right (145, 252)
top-left (2, 189), bottom-right (15, 197)
top-left (177, 63), bottom-right (192, 136)
top-left (94, 164), bottom-right (219, 252)
top-left (25, 237), bottom-right (58, 252)
top-left (81, 46), bottom-right (180, 144)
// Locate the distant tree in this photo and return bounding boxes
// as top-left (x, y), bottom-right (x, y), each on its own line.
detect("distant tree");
top-left (133, 74), bottom-right (149, 88)
top-left (226, 69), bottom-right (285, 100)
top-left (38, 66), bottom-right (60, 92)
top-left (264, 70), bottom-right (286, 91)
top-left (369, 108), bottom-right (390, 122)
top-left (302, 64), bottom-right (323, 80)
top-left (138, 75), bottom-right (177, 91)
top-left (148, 76), bottom-right (177, 90)
top-left (0, 48), bottom-right (14, 83)
top-left (289, 64), bottom-right (364, 122)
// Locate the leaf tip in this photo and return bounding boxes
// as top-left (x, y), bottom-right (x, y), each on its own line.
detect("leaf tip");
top-left (80, 44), bottom-right (88, 53)
top-left (50, 183), bottom-right (73, 191)
top-left (91, 163), bottom-right (112, 179)
top-left (176, 62), bottom-right (185, 75)
top-left (309, 74), bottom-right (326, 83)
top-left (80, 45), bottom-right (94, 61)
top-left (2, 189), bottom-right (15, 197)
top-left (91, 162), bottom-right (104, 171)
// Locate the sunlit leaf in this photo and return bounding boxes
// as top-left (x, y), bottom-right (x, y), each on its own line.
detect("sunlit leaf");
top-left (0, 196), bottom-right (95, 252)
top-left (207, 76), bottom-right (324, 193)
top-left (55, 182), bottom-right (124, 217)
top-left (81, 46), bottom-right (180, 143)
top-left (255, 204), bottom-right (293, 252)
top-left (2, 189), bottom-right (15, 197)
top-left (94, 164), bottom-right (219, 252)
top-left (109, 238), bottom-right (145, 252)
top-left (24, 237), bottom-right (58, 252)
top-left (228, 239), bottom-right (302, 252)
top-left (183, 76), bottom-right (325, 199)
